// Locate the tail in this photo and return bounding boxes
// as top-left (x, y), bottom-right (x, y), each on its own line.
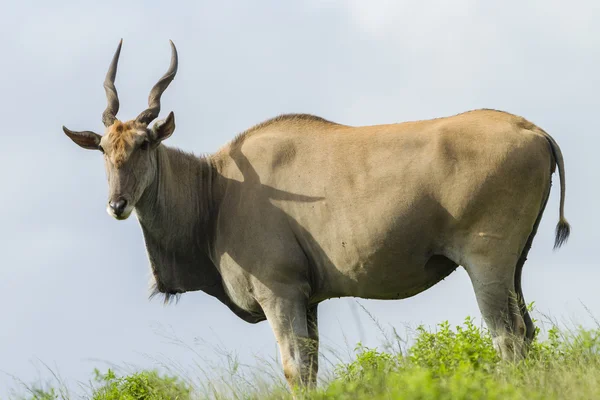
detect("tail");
top-left (539, 130), bottom-right (570, 249)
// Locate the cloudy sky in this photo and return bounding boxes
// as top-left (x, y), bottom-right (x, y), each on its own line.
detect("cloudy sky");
top-left (1, 0), bottom-right (598, 396)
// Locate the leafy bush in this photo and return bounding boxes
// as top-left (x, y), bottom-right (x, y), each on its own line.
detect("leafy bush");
top-left (408, 316), bottom-right (499, 375)
top-left (91, 368), bottom-right (192, 400)
top-left (317, 314), bottom-right (600, 400)
top-left (325, 317), bottom-right (514, 400)
top-left (334, 343), bottom-right (400, 382)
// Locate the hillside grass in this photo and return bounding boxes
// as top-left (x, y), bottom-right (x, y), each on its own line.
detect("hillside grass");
top-left (6, 305), bottom-right (600, 399)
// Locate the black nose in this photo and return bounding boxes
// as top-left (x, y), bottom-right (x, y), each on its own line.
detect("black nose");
top-left (109, 198), bottom-right (127, 216)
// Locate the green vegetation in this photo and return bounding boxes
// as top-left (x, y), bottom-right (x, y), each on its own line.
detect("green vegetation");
top-left (8, 307), bottom-right (600, 399)
top-left (315, 317), bottom-right (600, 400)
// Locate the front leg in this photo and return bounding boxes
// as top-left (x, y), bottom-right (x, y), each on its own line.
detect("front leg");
top-left (260, 290), bottom-right (318, 390)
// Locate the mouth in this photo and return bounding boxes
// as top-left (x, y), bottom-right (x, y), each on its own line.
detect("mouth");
top-left (106, 204), bottom-right (134, 220)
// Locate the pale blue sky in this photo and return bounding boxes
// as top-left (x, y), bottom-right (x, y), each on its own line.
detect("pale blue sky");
top-left (1, 0), bottom-right (599, 397)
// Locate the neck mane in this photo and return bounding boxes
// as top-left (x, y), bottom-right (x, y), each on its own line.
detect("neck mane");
top-left (135, 145), bottom-right (221, 303)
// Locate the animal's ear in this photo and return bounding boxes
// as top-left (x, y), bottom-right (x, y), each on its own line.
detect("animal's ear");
top-left (150, 111), bottom-right (175, 143)
top-left (62, 126), bottom-right (102, 150)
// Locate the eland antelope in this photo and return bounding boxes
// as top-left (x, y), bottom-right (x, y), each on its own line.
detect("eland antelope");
top-left (63, 40), bottom-right (570, 389)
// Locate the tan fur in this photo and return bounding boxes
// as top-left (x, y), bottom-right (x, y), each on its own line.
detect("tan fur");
top-left (230, 113), bottom-right (342, 148)
top-left (104, 120), bottom-right (145, 167)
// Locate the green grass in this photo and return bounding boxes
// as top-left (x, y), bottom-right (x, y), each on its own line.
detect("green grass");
top-left (7, 305), bottom-right (600, 399)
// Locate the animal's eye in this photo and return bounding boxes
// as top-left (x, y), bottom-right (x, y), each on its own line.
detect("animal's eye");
top-left (140, 141), bottom-right (150, 150)
top-left (98, 145), bottom-right (105, 154)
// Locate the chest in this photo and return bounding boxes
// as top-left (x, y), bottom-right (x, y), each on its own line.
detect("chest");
top-left (216, 252), bottom-right (263, 314)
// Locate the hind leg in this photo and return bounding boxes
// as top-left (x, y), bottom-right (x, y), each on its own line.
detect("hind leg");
top-left (515, 255), bottom-right (536, 347)
top-left (464, 252), bottom-right (527, 362)
top-left (306, 305), bottom-right (319, 384)
top-left (514, 186), bottom-right (551, 348)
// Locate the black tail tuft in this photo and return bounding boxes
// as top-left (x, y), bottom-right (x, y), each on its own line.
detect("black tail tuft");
top-left (554, 218), bottom-right (571, 250)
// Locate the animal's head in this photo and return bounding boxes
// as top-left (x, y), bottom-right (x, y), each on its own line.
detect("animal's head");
top-left (63, 40), bottom-right (178, 220)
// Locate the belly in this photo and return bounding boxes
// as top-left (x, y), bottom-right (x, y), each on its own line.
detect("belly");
top-left (314, 250), bottom-right (459, 302)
